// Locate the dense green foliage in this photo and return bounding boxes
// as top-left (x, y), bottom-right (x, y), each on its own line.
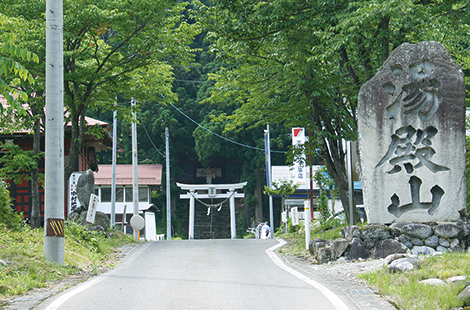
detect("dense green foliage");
top-left (194, 0), bottom-right (470, 223)
top-left (0, 183), bottom-right (23, 231)
top-left (0, 0), bottom-right (200, 190)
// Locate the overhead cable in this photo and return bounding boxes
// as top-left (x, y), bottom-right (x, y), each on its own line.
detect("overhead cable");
top-left (139, 120), bottom-right (165, 157)
top-left (169, 103), bottom-right (285, 154)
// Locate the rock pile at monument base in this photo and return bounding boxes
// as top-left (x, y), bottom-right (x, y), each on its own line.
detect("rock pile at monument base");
top-left (309, 222), bottom-right (470, 264)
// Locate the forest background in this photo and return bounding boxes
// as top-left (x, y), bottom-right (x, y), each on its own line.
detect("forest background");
top-left (0, 0), bottom-right (469, 238)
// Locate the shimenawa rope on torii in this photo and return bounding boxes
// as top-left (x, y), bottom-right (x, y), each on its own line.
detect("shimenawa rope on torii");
top-left (187, 189), bottom-right (237, 215)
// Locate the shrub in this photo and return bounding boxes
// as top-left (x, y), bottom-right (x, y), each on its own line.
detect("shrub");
top-left (0, 182), bottom-right (24, 231)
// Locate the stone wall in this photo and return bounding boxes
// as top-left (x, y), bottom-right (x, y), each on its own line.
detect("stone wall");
top-left (309, 222), bottom-right (470, 264)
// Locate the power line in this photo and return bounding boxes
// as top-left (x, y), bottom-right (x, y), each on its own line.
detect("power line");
top-left (139, 120), bottom-right (165, 157)
top-left (169, 103), bottom-right (286, 154)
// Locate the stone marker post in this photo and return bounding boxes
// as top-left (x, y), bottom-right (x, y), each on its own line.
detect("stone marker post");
top-left (358, 41), bottom-right (466, 224)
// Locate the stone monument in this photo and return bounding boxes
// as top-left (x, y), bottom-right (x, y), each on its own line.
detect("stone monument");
top-left (358, 41), bottom-right (466, 224)
top-left (69, 169), bottom-right (110, 230)
top-left (76, 169), bottom-right (95, 210)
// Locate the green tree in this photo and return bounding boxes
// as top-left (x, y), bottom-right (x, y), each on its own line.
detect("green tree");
top-left (0, 0), bottom-right (200, 192)
top-left (195, 0), bottom-right (470, 224)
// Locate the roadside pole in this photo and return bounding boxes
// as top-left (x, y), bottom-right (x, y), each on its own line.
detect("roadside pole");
top-left (347, 141), bottom-right (354, 226)
top-left (110, 110), bottom-right (117, 228)
top-left (44, 0), bottom-right (64, 264)
top-left (264, 125), bottom-right (274, 239)
top-left (165, 127), bottom-right (171, 240)
top-left (131, 98), bottom-right (139, 239)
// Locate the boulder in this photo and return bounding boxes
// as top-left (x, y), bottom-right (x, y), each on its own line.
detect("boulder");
top-left (316, 247), bottom-right (336, 264)
top-left (401, 223), bottom-right (433, 239)
top-left (398, 235), bottom-right (413, 248)
top-left (458, 286), bottom-right (470, 301)
top-left (410, 237), bottom-right (424, 246)
top-left (424, 235), bottom-right (439, 247)
top-left (332, 239), bottom-right (349, 258)
top-left (341, 226), bottom-right (360, 242)
top-left (419, 278), bottom-right (446, 286)
top-left (436, 246), bottom-right (448, 253)
top-left (309, 238), bottom-right (328, 256)
top-left (450, 238), bottom-right (465, 252)
top-left (446, 276), bottom-right (468, 285)
top-left (387, 257), bottom-right (419, 273)
top-left (93, 211), bottom-right (110, 230)
top-left (439, 237), bottom-right (450, 247)
top-left (411, 246), bottom-right (436, 256)
top-left (433, 223), bottom-right (462, 238)
top-left (360, 225), bottom-right (391, 241)
top-left (371, 239), bottom-right (407, 259)
top-left (383, 253), bottom-right (410, 266)
top-left (348, 238), bottom-right (370, 260)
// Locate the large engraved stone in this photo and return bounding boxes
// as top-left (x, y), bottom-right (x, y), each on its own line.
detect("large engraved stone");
top-left (76, 169), bottom-right (95, 210)
top-left (358, 41), bottom-right (466, 224)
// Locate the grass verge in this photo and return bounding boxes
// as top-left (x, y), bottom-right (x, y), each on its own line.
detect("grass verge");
top-left (0, 221), bottom-right (139, 303)
top-left (358, 252), bottom-right (470, 310)
top-left (279, 219), bottom-right (470, 310)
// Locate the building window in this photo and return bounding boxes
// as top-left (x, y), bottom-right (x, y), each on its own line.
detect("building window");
top-left (101, 188), bottom-right (111, 202)
top-left (116, 187), bottom-right (124, 202)
top-left (99, 187), bottom-right (124, 202)
top-left (124, 187), bottom-right (148, 202)
top-left (139, 187), bottom-right (148, 202)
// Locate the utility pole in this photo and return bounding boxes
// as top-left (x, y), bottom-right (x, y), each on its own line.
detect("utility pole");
top-left (111, 110), bottom-right (117, 229)
top-left (165, 127), bottom-right (171, 240)
top-left (44, 0), bottom-right (64, 264)
top-left (264, 125), bottom-right (274, 239)
top-left (132, 98), bottom-right (139, 238)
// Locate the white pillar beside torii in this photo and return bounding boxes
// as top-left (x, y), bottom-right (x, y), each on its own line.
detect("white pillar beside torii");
top-left (177, 182), bottom-right (247, 239)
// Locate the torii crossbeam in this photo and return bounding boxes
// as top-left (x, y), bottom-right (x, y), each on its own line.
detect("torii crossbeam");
top-left (177, 182), bottom-right (247, 239)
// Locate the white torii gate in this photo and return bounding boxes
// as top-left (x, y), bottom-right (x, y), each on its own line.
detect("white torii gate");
top-left (177, 182), bottom-right (247, 239)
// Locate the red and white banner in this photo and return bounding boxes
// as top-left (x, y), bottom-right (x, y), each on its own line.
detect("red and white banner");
top-left (292, 128), bottom-right (306, 185)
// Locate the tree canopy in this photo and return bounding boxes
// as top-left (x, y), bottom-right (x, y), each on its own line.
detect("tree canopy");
top-left (0, 0), bottom-right (200, 186)
top-left (194, 0), bottom-right (470, 223)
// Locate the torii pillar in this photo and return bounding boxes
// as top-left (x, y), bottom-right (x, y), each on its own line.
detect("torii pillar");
top-left (177, 182), bottom-right (247, 239)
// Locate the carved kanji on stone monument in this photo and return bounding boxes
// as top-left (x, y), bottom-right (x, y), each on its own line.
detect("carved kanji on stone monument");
top-left (358, 41), bottom-right (466, 224)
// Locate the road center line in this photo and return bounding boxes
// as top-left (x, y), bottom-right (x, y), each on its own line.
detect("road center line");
top-left (265, 239), bottom-right (350, 310)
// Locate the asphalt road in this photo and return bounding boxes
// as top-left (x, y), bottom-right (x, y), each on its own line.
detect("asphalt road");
top-left (32, 239), bottom-right (389, 310)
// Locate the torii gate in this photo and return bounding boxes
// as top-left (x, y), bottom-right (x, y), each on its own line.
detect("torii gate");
top-left (177, 182), bottom-right (247, 239)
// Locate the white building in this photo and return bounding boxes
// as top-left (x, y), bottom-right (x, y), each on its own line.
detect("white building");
top-left (93, 164), bottom-right (162, 219)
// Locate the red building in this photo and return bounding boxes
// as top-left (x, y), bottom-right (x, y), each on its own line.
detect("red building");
top-left (0, 99), bottom-right (113, 221)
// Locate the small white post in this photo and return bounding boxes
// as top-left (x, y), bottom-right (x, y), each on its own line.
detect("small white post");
top-left (229, 189), bottom-right (236, 239)
top-left (189, 189), bottom-right (195, 239)
top-left (304, 200), bottom-right (311, 250)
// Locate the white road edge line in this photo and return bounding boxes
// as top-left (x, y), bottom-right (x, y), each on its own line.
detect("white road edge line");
top-left (43, 277), bottom-right (103, 310)
top-left (266, 239), bottom-right (350, 310)
top-left (43, 243), bottom-right (145, 310)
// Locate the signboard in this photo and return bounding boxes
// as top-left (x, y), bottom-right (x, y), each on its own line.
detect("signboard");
top-left (291, 207), bottom-right (299, 226)
top-left (68, 172), bottom-right (83, 214)
top-left (86, 194), bottom-right (99, 223)
top-left (281, 211), bottom-right (287, 223)
top-left (292, 128), bottom-right (306, 185)
top-left (208, 187), bottom-right (216, 198)
top-left (144, 212), bottom-right (157, 241)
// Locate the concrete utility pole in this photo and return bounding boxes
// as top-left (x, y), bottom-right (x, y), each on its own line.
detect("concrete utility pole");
top-left (111, 110), bottom-right (117, 229)
top-left (264, 125), bottom-right (274, 239)
top-left (131, 99), bottom-right (139, 238)
top-left (44, 0), bottom-right (64, 264)
top-left (165, 127), bottom-right (171, 240)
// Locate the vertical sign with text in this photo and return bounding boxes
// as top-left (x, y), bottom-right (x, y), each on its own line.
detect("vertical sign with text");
top-left (292, 128), bottom-right (306, 185)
